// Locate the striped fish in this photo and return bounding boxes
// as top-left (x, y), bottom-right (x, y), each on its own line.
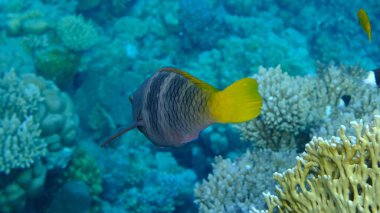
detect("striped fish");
top-left (102, 67), bottom-right (262, 147)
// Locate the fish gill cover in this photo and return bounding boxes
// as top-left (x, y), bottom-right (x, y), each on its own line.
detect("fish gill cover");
top-left (0, 0), bottom-right (379, 213)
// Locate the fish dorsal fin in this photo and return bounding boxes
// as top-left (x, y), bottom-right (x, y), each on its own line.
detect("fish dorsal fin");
top-left (159, 67), bottom-right (218, 93)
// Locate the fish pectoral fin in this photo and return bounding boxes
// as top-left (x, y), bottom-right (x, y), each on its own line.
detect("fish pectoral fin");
top-left (101, 124), bottom-right (138, 147)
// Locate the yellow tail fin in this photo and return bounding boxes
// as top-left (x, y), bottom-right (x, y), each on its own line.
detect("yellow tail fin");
top-left (209, 78), bottom-right (262, 123)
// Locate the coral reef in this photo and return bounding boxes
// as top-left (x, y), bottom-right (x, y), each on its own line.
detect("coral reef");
top-left (100, 131), bottom-right (197, 212)
top-left (0, 71), bottom-right (45, 174)
top-left (48, 181), bottom-right (92, 213)
top-left (178, 0), bottom-right (225, 51)
top-left (236, 66), bottom-right (316, 150)
top-left (0, 160), bottom-right (46, 213)
top-left (311, 63), bottom-right (380, 137)
top-left (237, 64), bottom-right (379, 151)
top-left (1, 0), bottom-right (380, 212)
top-left (0, 39), bottom-right (35, 74)
top-left (34, 47), bottom-right (80, 88)
top-left (56, 15), bottom-right (99, 52)
top-left (61, 149), bottom-right (102, 196)
top-left (195, 149), bottom-right (297, 212)
top-left (57, 149), bottom-right (103, 212)
top-left (0, 70), bottom-right (78, 212)
top-left (261, 115), bottom-right (380, 212)
top-left (197, 115), bottom-right (380, 213)
top-left (77, 0), bottom-right (101, 11)
top-left (254, 66), bottom-right (314, 134)
top-left (222, 0), bottom-right (256, 16)
top-left (21, 72), bottom-right (79, 169)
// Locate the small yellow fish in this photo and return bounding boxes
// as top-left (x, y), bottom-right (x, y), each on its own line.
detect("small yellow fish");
top-left (357, 8), bottom-right (372, 42)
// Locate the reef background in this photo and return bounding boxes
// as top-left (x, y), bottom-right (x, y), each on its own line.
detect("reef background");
top-left (0, 0), bottom-right (379, 212)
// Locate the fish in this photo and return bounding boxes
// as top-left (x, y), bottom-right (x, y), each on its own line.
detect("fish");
top-left (357, 8), bottom-right (372, 42)
top-left (340, 94), bottom-right (351, 107)
top-left (101, 67), bottom-right (262, 147)
top-left (363, 68), bottom-right (380, 87)
top-left (73, 71), bottom-right (87, 91)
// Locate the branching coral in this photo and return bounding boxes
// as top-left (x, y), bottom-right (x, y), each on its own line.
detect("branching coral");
top-left (236, 66), bottom-right (316, 150)
top-left (315, 62), bottom-right (367, 109)
top-left (21, 72), bottom-right (79, 169)
top-left (311, 63), bottom-right (380, 137)
top-left (0, 71), bottom-right (46, 174)
top-left (237, 64), bottom-right (379, 150)
top-left (0, 70), bottom-right (78, 170)
top-left (198, 115), bottom-right (380, 213)
top-left (56, 15), bottom-right (99, 51)
top-left (260, 115), bottom-right (380, 212)
top-left (194, 149), bottom-right (297, 212)
top-left (255, 66), bottom-right (314, 133)
top-left (0, 70), bottom-right (79, 212)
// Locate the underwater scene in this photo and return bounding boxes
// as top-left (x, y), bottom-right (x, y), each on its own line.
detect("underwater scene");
top-left (1, 0), bottom-right (380, 212)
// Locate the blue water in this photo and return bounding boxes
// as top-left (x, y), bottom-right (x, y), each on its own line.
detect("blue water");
top-left (0, 0), bottom-right (379, 212)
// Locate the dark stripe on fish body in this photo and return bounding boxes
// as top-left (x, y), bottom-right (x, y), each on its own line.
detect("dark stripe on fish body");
top-left (179, 85), bottom-right (191, 131)
top-left (182, 80), bottom-right (195, 129)
top-left (177, 77), bottom-right (193, 132)
top-left (192, 89), bottom-right (205, 126)
top-left (182, 85), bottom-right (199, 131)
top-left (170, 76), bottom-right (185, 130)
top-left (165, 75), bottom-right (189, 133)
top-left (193, 95), bottom-right (203, 126)
top-left (160, 73), bottom-right (178, 137)
top-left (146, 72), bottom-right (170, 137)
top-left (173, 76), bottom-right (190, 133)
top-left (374, 68), bottom-right (380, 87)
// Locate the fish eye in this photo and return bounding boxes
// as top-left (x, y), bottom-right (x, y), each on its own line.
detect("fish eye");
top-left (129, 96), bottom-right (133, 103)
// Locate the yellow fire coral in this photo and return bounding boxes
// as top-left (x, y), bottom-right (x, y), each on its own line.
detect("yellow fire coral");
top-left (262, 115), bottom-right (380, 213)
